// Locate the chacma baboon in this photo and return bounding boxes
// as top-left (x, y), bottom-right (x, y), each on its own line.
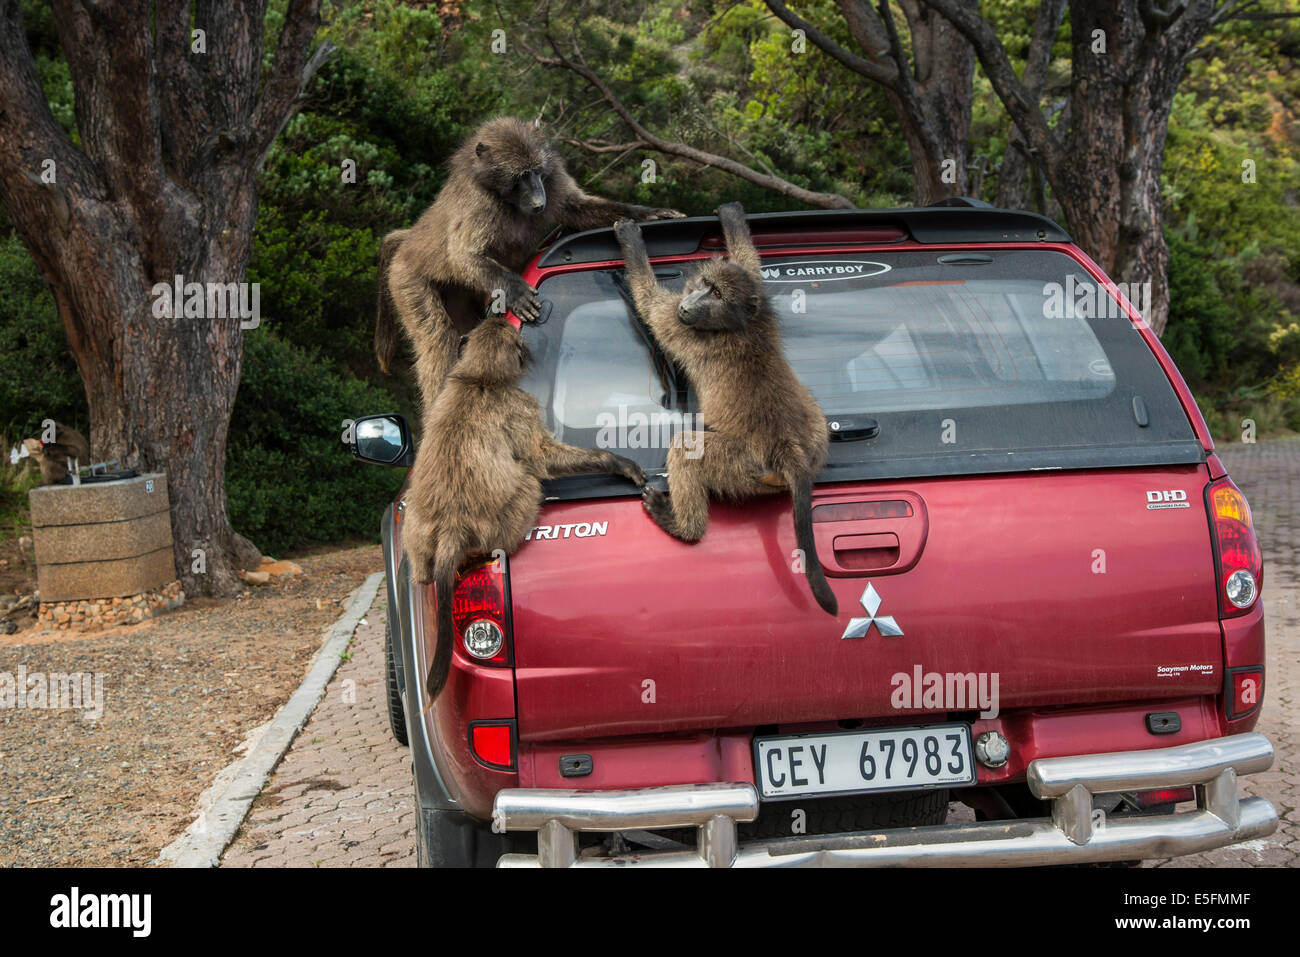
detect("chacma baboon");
top-left (376, 116), bottom-right (684, 419)
top-left (23, 423), bottom-right (90, 485)
top-left (403, 316), bottom-right (646, 699)
top-left (613, 203), bottom-right (837, 616)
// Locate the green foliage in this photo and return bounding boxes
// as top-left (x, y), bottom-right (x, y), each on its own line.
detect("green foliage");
top-left (7, 0), bottom-right (1300, 542)
top-left (0, 462), bottom-right (41, 537)
top-left (226, 332), bottom-right (405, 555)
top-left (1163, 233), bottom-right (1237, 386)
top-left (0, 235), bottom-right (88, 438)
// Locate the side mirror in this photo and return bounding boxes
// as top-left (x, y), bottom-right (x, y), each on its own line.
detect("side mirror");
top-left (351, 414), bottom-right (414, 467)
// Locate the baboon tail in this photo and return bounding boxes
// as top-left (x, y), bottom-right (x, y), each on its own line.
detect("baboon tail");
top-left (427, 571), bottom-right (455, 700)
top-left (789, 472), bottom-right (837, 616)
top-left (374, 230), bottom-right (406, 374)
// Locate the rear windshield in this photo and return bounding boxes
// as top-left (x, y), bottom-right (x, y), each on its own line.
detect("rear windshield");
top-left (518, 248), bottom-right (1203, 482)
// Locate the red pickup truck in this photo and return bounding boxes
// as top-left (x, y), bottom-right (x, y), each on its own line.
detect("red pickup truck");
top-left (351, 202), bottom-right (1276, 868)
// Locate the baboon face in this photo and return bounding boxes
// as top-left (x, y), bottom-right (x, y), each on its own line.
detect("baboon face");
top-left (457, 318), bottom-right (532, 382)
top-left (472, 120), bottom-right (556, 216)
top-left (676, 260), bottom-right (762, 331)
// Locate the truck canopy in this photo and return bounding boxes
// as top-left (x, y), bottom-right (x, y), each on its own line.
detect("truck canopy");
top-left (507, 240), bottom-right (1218, 742)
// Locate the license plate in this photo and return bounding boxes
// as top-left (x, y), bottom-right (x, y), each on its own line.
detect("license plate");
top-left (754, 724), bottom-right (976, 800)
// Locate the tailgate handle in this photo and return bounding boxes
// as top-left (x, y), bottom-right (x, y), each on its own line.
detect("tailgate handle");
top-left (811, 492), bottom-right (928, 578)
top-left (832, 532), bottom-right (900, 571)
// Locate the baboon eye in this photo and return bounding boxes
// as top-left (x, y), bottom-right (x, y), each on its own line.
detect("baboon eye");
top-left (710, 287), bottom-right (722, 299)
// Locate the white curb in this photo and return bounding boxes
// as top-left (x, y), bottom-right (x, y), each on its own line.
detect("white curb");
top-left (157, 570), bottom-right (385, 868)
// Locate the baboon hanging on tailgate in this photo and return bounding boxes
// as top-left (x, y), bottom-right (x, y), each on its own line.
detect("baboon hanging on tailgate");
top-left (403, 317), bottom-right (646, 699)
top-left (613, 203), bottom-right (837, 616)
top-left (375, 117), bottom-right (684, 418)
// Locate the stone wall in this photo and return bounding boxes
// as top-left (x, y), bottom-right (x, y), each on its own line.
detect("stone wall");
top-left (29, 472), bottom-right (177, 603)
top-left (38, 580), bottom-right (184, 631)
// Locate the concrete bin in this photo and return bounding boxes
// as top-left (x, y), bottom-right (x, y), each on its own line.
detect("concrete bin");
top-left (30, 472), bottom-right (176, 602)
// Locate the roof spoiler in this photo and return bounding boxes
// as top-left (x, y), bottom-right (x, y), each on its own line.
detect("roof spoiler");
top-left (537, 201), bottom-right (1070, 268)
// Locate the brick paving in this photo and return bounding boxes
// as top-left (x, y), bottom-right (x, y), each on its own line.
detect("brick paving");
top-left (220, 595), bottom-right (414, 867)
top-left (219, 438), bottom-right (1298, 868)
top-left (1143, 437), bottom-right (1298, 868)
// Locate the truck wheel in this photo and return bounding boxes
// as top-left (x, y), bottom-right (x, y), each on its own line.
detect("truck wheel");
top-left (739, 788), bottom-right (949, 840)
top-left (415, 801), bottom-right (533, 868)
top-left (384, 613), bottom-right (408, 747)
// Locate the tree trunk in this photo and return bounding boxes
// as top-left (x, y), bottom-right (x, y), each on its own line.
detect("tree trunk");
top-left (921, 0), bottom-right (1223, 338)
top-left (0, 0), bottom-right (330, 595)
top-left (767, 0), bottom-right (977, 204)
top-left (897, 0), bottom-right (976, 201)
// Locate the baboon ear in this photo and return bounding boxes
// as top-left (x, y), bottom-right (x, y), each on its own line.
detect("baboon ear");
top-left (748, 294), bottom-right (761, 311)
top-left (457, 334), bottom-right (470, 357)
top-left (475, 142), bottom-right (489, 158)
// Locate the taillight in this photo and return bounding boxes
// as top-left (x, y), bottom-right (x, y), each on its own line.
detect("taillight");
top-left (1226, 666), bottom-right (1264, 720)
top-left (469, 721), bottom-right (515, 770)
top-left (1205, 478), bottom-right (1262, 617)
top-left (452, 559), bottom-right (510, 665)
top-left (1126, 787), bottom-right (1195, 809)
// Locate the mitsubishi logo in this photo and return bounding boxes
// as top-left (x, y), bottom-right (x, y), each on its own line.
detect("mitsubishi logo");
top-left (841, 582), bottom-right (903, 639)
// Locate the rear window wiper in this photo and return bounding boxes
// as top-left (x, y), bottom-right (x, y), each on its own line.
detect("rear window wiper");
top-left (611, 269), bottom-right (689, 410)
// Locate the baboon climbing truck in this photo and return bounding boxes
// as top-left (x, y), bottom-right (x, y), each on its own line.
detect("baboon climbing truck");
top-left (350, 202), bottom-right (1276, 868)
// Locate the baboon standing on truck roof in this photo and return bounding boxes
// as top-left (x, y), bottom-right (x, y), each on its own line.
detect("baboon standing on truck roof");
top-left (375, 117), bottom-right (684, 420)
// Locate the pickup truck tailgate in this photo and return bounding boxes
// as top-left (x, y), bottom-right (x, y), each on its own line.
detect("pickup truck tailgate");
top-left (509, 463), bottom-right (1221, 741)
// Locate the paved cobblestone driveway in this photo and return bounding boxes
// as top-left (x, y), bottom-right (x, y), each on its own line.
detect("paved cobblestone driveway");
top-left (220, 438), bottom-right (1298, 869)
top-left (221, 596), bottom-right (414, 867)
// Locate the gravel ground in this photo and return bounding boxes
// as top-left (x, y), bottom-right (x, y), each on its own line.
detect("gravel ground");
top-left (0, 544), bottom-right (382, 866)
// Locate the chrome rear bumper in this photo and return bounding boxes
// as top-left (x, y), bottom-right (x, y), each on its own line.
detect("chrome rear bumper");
top-left (494, 733), bottom-right (1277, 868)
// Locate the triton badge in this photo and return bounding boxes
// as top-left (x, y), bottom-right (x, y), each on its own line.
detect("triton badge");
top-left (841, 582), bottom-right (904, 639)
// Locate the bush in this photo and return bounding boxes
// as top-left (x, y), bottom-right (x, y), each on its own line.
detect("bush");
top-left (0, 234), bottom-right (88, 438)
top-left (226, 331), bottom-right (406, 556)
top-left (1163, 233), bottom-right (1237, 386)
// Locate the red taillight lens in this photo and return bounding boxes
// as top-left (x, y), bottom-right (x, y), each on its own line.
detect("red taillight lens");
top-left (452, 560), bottom-right (509, 664)
top-left (1226, 666), bottom-right (1264, 720)
top-left (1205, 478), bottom-right (1262, 617)
top-left (1128, 787), bottom-right (1195, 809)
top-left (469, 721), bottom-right (515, 770)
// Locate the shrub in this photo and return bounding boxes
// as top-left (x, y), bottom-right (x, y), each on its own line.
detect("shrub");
top-left (226, 331), bottom-right (406, 556)
top-left (0, 234), bottom-right (88, 439)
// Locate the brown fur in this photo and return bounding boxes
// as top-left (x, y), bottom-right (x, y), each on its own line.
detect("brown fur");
top-left (403, 317), bottom-right (646, 699)
top-left (613, 203), bottom-right (837, 616)
top-left (376, 117), bottom-right (684, 422)
top-left (24, 423), bottom-right (90, 485)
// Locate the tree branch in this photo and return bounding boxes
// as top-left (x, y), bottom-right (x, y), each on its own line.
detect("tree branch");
top-left (249, 0), bottom-right (332, 162)
top-left (156, 0), bottom-right (211, 182)
top-left (763, 0), bottom-right (899, 86)
top-left (558, 137), bottom-right (651, 154)
top-left (1023, 0), bottom-right (1067, 96)
top-left (50, 0), bottom-right (168, 211)
top-left (1139, 0), bottom-right (1189, 29)
top-left (526, 37), bottom-right (856, 209)
top-left (918, 0), bottom-right (1066, 175)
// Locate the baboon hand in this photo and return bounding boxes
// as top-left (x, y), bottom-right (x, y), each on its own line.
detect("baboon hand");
top-left (505, 277), bottom-right (542, 323)
top-left (716, 201), bottom-right (745, 223)
top-left (613, 218), bottom-right (640, 242)
top-left (614, 456), bottom-right (646, 487)
top-left (645, 207), bottom-right (686, 220)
